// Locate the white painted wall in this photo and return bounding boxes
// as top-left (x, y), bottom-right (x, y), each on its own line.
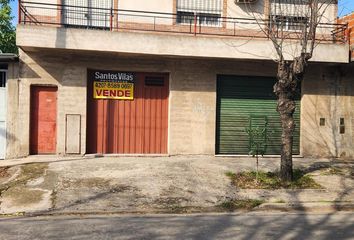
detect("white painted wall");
top-left (25, 0), bottom-right (58, 17)
top-left (0, 82), bottom-right (6, 159)
top-left (118, 0), bottom-right (174, 25)
top-left (118, 0), bottom-right (174, 13)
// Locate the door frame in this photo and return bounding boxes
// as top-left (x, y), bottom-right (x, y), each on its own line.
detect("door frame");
top-left (29, 84), bottom-right (58, 155)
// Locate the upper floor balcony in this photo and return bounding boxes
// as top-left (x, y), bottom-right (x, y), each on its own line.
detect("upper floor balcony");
top-left (17, 0), bottom-right (350, 63)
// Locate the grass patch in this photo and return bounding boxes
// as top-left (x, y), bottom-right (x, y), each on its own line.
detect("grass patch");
top-left (226, 169), bottom-right (322, 189)
top-left (219, 199), bottom-right (264, 211)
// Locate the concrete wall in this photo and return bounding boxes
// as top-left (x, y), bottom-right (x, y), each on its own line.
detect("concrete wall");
top-left (8, 50), bottom-right (87, 157)
top-left (119, 0), bottom-right (174, 13)
top-left (339, 12), bottom-right (354, 61)
top-left (5, 62), bottom-right (20, 159)
top-left (25, 0), bottom-right (58, 17)
top-left (17, 25), bottom-right (350, 63)
top-left (301, 63), bottom-right (354, 158)
top-left (117, 0), bottom-right (174, 25)
top-left (8, 49), bottom-right (354, 159)
top-left (226, 0), bottom-right (266, 30)
top-left (13, 50), bottom-right (217, 156)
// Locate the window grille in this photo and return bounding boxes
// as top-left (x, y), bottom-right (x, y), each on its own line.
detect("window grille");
top-left (176, 0), bottom-right (223, 26)
top-left (63, 0), bottom-right (112, 28)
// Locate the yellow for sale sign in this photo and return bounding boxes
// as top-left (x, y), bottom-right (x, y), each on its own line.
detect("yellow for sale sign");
top-left (93, 82), bottom-right (134, 100)
top-left (92, 71), bottom-right (135, 100)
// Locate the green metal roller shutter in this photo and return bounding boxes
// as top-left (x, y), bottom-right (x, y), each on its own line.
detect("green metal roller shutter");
top-left (216, 75), bottom-right (300, 155)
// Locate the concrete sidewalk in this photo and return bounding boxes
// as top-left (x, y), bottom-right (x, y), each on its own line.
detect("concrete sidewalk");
top-left (0, 155), bottom-right (353, 215)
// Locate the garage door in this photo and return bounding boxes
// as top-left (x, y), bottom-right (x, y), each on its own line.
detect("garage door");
top-left (87, 70), bottom-right (169, 154)
top-left (216, 75), bottom-right (300, 155)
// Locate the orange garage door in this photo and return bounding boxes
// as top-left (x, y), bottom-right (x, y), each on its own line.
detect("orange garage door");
top-left (86, 71), bottom-right (169, 154)
top-left (30, 86), bottom-right (57, 154)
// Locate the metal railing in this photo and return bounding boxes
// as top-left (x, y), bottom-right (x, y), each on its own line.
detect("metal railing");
top-left (18, 1), bottom-right (349, 43)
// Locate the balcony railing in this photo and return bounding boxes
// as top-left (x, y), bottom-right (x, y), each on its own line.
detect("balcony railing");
top-left (19, 1), bottom-right (349, 43)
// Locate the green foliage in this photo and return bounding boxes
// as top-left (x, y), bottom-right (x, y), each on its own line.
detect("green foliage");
top-left (225, 171), bottom-right (236, 178)
top-left (245, 126), bottom-right (268, 157)
top-left (245, 116), bottom-right (273, 157)
top-left (244, 116), bottom-right (273, 182)
top-left (0, 0), bottom-right (17, 53)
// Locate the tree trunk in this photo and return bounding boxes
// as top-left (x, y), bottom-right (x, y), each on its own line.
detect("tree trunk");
top-left (277, 92), bottom-right (295, 182)
top-left (274, 60), bottom-right (298, 182)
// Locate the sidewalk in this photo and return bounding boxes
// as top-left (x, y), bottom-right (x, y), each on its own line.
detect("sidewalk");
top-left (0, 155), bottom-right (353, 215)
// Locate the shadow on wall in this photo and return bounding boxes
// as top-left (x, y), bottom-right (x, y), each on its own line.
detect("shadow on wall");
top-left (19, 59), bottom-right (40, 79)
top-left (55, 27), bottom-right (67, 49)
top-left (19, 51), bottom-right (86, 88)
top-left (0, 126), bottom-right (18, 159)
top-left (303, 64), bottom-right (354, 97)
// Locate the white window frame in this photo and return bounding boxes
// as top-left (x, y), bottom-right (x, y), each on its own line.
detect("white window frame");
top-left (176, 0), bottom-right (223, 27)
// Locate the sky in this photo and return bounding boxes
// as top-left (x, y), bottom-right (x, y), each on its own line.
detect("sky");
top-left (8, 0), bottom-right (354, 26)
top-left (338, 0), bottom-right (354, 17)
top-left (9, 0), bottom-right (18, 26)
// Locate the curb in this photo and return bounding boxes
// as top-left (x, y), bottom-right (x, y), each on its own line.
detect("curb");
top-left (256, 202), bottom-right (354, 212)
top-left (1, 202), bottom-right (354, 218)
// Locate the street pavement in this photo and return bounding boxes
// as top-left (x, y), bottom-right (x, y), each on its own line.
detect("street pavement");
top-left (0, 212), bottom-right (354, 240)
top-left (0, 156), bottom-right (353, 215)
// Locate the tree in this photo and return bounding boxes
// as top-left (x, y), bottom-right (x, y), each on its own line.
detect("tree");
top-left (245, 122), bottom-right (271, 183)
top-left (0, 0), bottom-right (17, 53)
top-left (244, 0), bottom-right (339, 181)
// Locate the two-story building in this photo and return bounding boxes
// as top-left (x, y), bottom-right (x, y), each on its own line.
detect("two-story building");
top-left (5, 0), bottom-right (353, 159)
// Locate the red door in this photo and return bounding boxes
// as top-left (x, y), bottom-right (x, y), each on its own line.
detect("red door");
top-left (30, 86), bottom-right (57, 154)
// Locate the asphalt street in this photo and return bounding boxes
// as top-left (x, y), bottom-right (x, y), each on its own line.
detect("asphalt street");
top-left (0, 212), bottom-right (354, 240)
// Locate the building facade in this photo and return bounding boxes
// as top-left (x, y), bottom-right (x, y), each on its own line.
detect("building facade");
top-left (5, 0), bottom-right (353, 159)
top-left (0, 54), bottom-right (18, 160)
top-left (338, 12), bottom-right (354, 60)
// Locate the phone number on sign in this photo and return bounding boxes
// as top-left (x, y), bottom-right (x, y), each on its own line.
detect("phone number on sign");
top-left (94, 82), bottom-right (133, 89)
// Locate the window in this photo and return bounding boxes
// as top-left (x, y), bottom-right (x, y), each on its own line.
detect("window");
top-left (176, 11), bottom-right (194, 24)
top-left (272, 15), bottom-right (308, 31)
top-left (0, 65), bottom-right (7, 88)
top-left (176, 0), bottom-right (223, 26)
top-left (270, 0), bottom-right (309, 32)
top-left (63, 0), bottom-right (112, 29)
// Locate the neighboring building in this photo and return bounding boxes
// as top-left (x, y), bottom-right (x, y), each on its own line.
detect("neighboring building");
top-left (338, 12), bottom-right (354, 61)
top-left (7, 0), bottom-right (353, 159)
top-left (0, 54), bottom-right (18, 159)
